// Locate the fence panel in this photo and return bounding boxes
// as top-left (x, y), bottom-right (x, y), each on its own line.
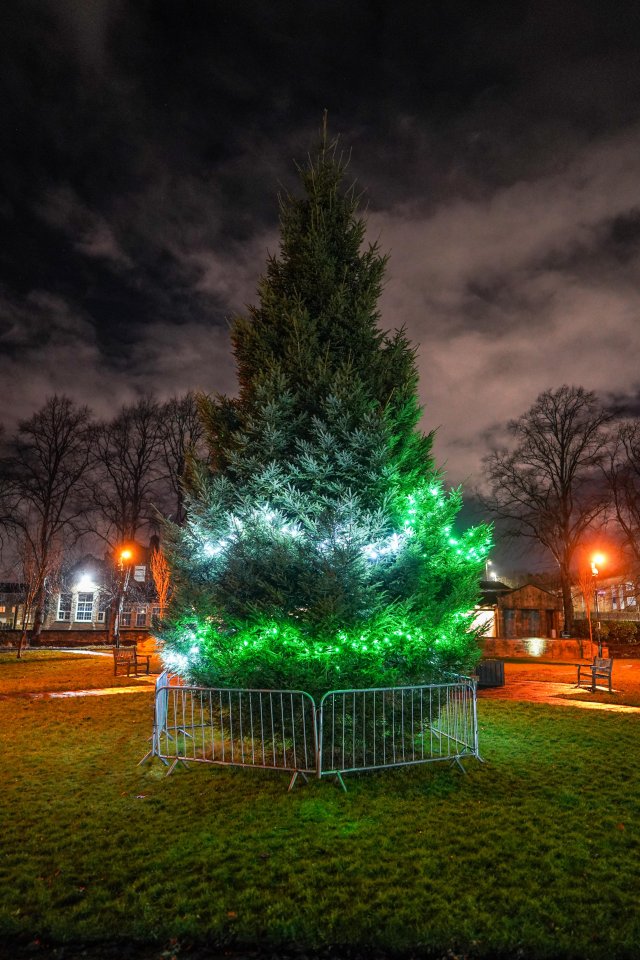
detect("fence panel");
top-left (317, 679), bottom-right (479, 783)
top-left (147, 680), bottom-right (317, 785)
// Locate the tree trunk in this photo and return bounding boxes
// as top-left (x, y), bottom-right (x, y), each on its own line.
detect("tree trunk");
top-left (31, 603), bottom-right (44, 646)
top-left (17, 629), bottom-right (28, 659)
top-left (560, 567), bottom-right (574, 634)
top-left (17, 615), bottom-right (29, 660)
top-left (109, 590), bottom-right (123, 648)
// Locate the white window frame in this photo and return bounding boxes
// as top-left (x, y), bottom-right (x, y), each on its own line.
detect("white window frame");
top-left (58, 593), bottom-right (72, 622)
top-left (97, 592), bottom-right (108, 623)
top-left (75, 592), bottom-right (94, 623)
top-left (136, 607), bottom-right (147, 627)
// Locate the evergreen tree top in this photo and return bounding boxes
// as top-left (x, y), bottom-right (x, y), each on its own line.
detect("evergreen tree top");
top-left (232, 128), bottom-right (388, 405)
top-left (202, 121), bottom-right (432, 481)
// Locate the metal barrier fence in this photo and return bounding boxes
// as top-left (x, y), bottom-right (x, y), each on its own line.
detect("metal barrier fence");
top-left (141, 673), bottom-right (479, 791)
top-left (318, 681), bottom-right (479, 789)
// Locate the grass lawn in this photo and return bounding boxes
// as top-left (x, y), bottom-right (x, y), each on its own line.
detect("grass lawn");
top-left (1, 653), bottom-right (639, 959)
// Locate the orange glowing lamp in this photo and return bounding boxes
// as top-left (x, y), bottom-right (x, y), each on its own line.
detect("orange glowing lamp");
top-left (120, 548), bottom-right (133, 562)
top-left (591, 552), bottom-right (605, 576)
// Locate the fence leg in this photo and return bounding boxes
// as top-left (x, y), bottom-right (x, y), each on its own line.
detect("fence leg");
top-left (334, 772), bottom-right (348, 793)
top-left (287, 771), bottom-right (309, 792)
top-left (451, 757), bottom-right (467, 774)
top-left (166, 758), bottom-right (189, 777)
top-left (139, 752), bottom-right (169, 767)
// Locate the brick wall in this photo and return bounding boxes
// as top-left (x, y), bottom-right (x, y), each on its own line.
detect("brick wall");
top-left (0, 630), bottom-right (149, 648)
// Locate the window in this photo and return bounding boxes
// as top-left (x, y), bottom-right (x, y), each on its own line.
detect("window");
top-left (58, 593), bottom-right (72, 621)
top-left (76, 592), bottom-right (94, 622)
top-left (133, 565), bottom-right (146, 583)
top-left (136, 607), bottom-right (147, 627)
top-left (97, 593), bottom-right (109, 623)
top-left (121, 605), bottom-right (132, 627)
top-left (152, 605), bottom-right (161, 621)
top-left (0, 605), bottom-right (4, 613)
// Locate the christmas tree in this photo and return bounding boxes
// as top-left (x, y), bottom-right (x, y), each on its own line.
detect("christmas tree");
top-left (160, 126), bottom-right (491, 697)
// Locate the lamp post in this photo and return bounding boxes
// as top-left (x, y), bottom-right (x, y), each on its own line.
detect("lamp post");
top-left (591, 553), bottom-right (605, 658)
top-left (113, 547), bottom-right (133, 648)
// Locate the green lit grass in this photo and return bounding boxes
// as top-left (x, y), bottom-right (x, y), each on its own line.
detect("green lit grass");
top-left (1, 656), bottom-right (640, 958)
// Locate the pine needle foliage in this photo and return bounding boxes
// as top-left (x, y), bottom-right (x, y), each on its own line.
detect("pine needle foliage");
top-left (160, 127), bottom-right (491, 696)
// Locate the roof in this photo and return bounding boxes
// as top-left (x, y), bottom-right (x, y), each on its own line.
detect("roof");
top-left (478, 578), bottom-right (511, 606)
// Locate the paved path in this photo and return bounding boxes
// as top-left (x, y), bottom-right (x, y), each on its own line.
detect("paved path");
top-left (36, 683), bottom-right (156, 699)
top-left (479, 680), bottom-right (640, 713)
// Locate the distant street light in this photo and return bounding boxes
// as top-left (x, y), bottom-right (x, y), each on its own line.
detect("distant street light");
top-left (591, 552), bottom-right (606, 657)
top-left (485, 559), bottom-right (493, 580)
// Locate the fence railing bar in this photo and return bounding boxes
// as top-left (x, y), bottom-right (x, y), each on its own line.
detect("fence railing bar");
top-left (249, 691), bottom-right (255, 765)
top-left (219, 691), bottom-right (225, 763)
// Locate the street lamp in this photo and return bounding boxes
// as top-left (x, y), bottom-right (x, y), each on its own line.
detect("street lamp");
top-left (113, 546), bottom-right (134, 648)
top-left (591, 552), bottom-right (605, 658)
top-left (485, 559), bottom-right (493, 580)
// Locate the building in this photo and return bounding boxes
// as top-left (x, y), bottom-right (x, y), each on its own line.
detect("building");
top-left (0, 583), bottom-right (25, 630)
top-left (572, 575), bottom-right (639, 620)
top-left (46, 540), bottom-right (160, 634)
top-left (474, 579), bottom-right (563, 639)
top-left (496, 583), bottom-right (563, 638)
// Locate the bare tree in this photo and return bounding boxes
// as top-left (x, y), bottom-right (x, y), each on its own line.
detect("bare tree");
top-left (13, 528), bottom-right (63, 657)
top-left (150, 545), bottom-right (171, 618)
top-left (481, 386), bottom-right (611, 632)
top-left (0, 396), bottom-right (93, 651)
top-left (89, 398), bottom-right (166, 644)
top-left (90, 397), bottom-right (166, 548)
top-left (602, 420), bottom-right (640, 569)
top-left (160, 392), bottom-right (206, 525)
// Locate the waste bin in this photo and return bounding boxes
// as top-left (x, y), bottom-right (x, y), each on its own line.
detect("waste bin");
top-left (475, 659), bottom-right (505, 688)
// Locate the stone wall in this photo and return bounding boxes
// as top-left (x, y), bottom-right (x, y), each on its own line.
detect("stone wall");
top-left (482, 637), bottom-right (603, 661)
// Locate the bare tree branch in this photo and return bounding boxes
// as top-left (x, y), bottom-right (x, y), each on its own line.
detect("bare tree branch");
top-left (480, 385), bottom-right (611, 630)
top-left (0, 395), bottom-right (93, 648)
top-left (89, 397), bottom-right (165, 548)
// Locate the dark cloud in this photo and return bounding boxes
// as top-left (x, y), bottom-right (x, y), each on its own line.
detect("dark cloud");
top-left (1, 0), bottom-right (640, 496)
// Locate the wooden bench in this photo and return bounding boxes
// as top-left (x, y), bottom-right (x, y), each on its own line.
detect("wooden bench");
top-left (576, 657), bottom-right (613, 693)
top-left (113, 645), bottom-right (151, 677)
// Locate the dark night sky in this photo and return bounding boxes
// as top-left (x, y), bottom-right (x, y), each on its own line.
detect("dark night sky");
top-left (2, 0), bottom-right (640, 499)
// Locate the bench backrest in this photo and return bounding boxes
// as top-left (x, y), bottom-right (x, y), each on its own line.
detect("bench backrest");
top-left (593, 657), bottom-right (612, 671)
top-left (113, 647), bottom-right (136, 660)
